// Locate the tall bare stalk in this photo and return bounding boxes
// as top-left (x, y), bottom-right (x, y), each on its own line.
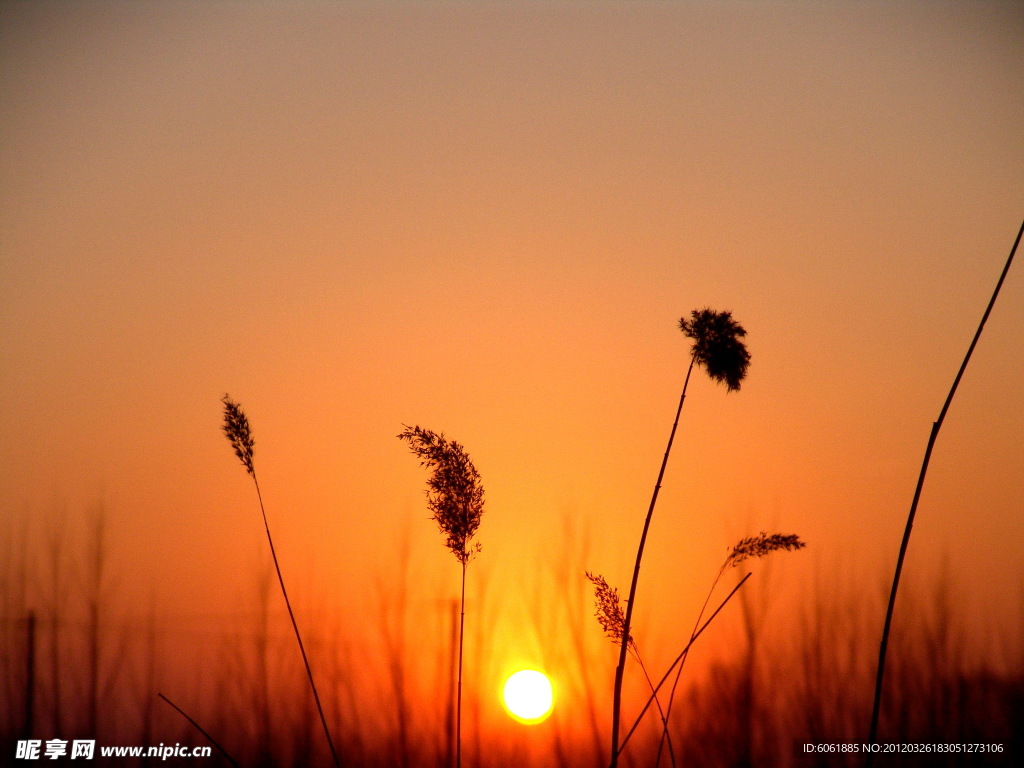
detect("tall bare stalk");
top-left (399, 425), bottom-right (485, 768)
top-left (610, 309), bottom-right (750, 768)
top-left (221, 395), bottom-right (340, 768)
top-left (866, 218), bottom-right (1022, 762)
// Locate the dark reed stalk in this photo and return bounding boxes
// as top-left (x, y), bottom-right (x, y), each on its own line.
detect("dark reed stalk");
top-left (158, 693), bottom-right (239, 768)
top-left (398, 425), bottom-right (485, 768)
top-left (586, 572), bottom-right (676, 767)
top-left (866, 217), bottom-right (1022, 763)
top-left (221, 395), bottom-right (341, 768)
top-left (610, 309), bottom-right (750, 768)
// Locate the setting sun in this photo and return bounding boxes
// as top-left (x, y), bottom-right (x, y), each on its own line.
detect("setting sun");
top-left (501, 670), bottom-right (554, 724)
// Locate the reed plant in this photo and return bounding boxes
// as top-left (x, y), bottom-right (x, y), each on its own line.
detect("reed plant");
top-left (398, 425), bottom-right (485, 768)
top-left (220, 395), bottom-right (341, 768)
top-left (589, 533), bottom-right (804, 766)
top-left (654, 532), bottom-right (805, 766)
top-left (866, 218), bottom-right (1022, 762)
top-left (613, 568), bottom-right (751, 762)
top-left (609, 309), bottom-right (751, 768)
top-left (586, 572), bottom-right (676, 767)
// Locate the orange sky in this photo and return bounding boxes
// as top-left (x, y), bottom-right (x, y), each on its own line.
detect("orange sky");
top-left (2, 0), bottom-right (1023, 726)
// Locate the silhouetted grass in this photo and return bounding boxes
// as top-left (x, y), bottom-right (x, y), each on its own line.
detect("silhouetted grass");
top-left (0, 508), bottom-right (1019, 767)
top-left (221, 395), bottom-right (341, 768)
top-left (398, 425), bottom-right (485, 768)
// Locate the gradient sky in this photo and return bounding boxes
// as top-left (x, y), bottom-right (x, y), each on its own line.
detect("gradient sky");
top-left (2, 0), bottom-right (1023, 706)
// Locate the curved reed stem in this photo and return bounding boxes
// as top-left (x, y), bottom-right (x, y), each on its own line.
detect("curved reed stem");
top-left (633, 649), bottom-right (676, 768)
top-left (866, 217), bottom-right (1022, 763)
top-left (251, 477), bottom-right (342, 768)
top-left (655, 564), bottom-right (725, 766)
top-left (611, 359), bottom-right (694, 767)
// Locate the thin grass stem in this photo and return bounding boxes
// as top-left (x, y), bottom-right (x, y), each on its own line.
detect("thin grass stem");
top-left (252, 477), bottom-right (342, 768)
top-left (221, 396), bottom-right (341, 768)
top-left (611, 359), bottom-right (694, 767)
top-left (632, 649), bottom-right (676, 768)
top-left (655, 564), bottom-right (726, 766)
top-left (618, 572), bottom-right (752, 757)
top-left (158, 692), bottom-right (239, 767)
top-left (397, 425), bottom-right (484, 768)
top-left (456, 560), bottom-right (466, 768)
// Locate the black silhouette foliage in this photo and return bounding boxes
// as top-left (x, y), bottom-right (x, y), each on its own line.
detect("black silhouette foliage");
top-left (221, 394), bottom-right (255, 475)
top-left (398, 425), bottom-right (484, 564)
top-left (680, 308), bottom-right (751, 391)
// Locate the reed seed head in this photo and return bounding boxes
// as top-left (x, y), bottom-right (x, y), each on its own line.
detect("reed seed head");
top-left (586, 571), bottom-right (633, 647)
top-left (221, 394), bottom-right (255, 476)
top-left (726, 531), bottom-right (805, 568)
top-left (398, 425), bottom-right (484, 565)
top-left (679, 308), bottom-right (751, 392)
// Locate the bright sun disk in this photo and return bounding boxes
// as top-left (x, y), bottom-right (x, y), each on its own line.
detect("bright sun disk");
top-left (502, 669), bottom-right (554, 723)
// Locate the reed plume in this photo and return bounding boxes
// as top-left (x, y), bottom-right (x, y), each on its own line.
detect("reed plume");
top-left (680, 308), bottom-right (751, 392)
top-left (609, 309), bottom-right (750, 768)
top-left (725, 531), bottom-right (805, 567)
top-left (221, 397), bottom-right (254, 476)
top-left (220, 395), bottom-right (341, 768)
top-left (399, 425), bottom-right (485, 768)
top-left (585, 572), bottom-right (631, 647)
